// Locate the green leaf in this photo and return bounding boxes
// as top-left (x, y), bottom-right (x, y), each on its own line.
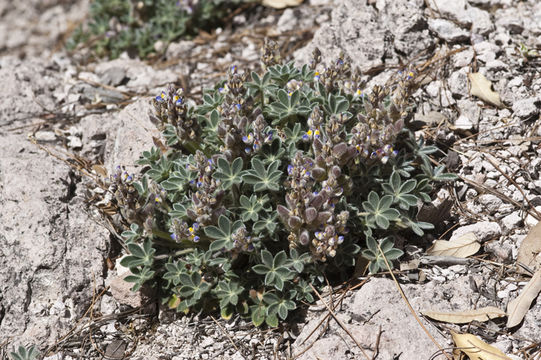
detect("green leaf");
top-left (251, 305), bottom-right (266, 326)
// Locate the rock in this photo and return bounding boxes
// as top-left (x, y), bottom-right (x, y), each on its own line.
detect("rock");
top-left (428, 18), bottom-right (469, 43)
top-left (452, 47), bottom-right (474, 67)
top-left (426, 80), bottom-right (455, 107)
top-left (449, 221), bottom-right (502, 243)
top-left (294, 0), bottom-right (432, 72)
top-left (478, 194), bottom-right (503, 214)
top-left (79, 99), bottom-right (159, 175)
top-left (0, 56), bottom-right (109, 348)
top-left (525, 206), bottom-right (541, 227)
top-left (456, 99), bottom-right (481, 128)
top-left (277, 8), bottom-right (298, 33)
top-left (474, 41), bottom-right (500, 63)
top-left (448, 68), bottom-right (469, 97)
top-left (454, 115), bottom-right (474, 130)
top-left (94, 59), bottom-right (177, 93)
top-left (512, 97), bottom-right (541, 120)
top-left (426, 0), bottom-right (493, 34)
top-left (495, 9), bottom-right (524, 34)
top-left (100, 67), bottom-right (128, 87)
top-left (166, 40), bottom-right (195, 59)
top-left (293, 277), bottom-right (474, 360)
top-left (485, 59), bottom-right (508, 72)
top-left (501, 212), bottom-right (522, 232)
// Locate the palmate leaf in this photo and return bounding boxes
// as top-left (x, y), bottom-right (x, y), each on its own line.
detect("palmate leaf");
top-left (123, 266), bottom-right (155, 291)
top-left (252, 250), bottom-right (294, 291)
top-left (361, 192), bottom-right (400, 230)
top-left (120, 239), bottom-right (155, 268)
top-left (362, 237), bottom-right (404, 274)
top-left (263, 292), bottom-right (296, 321)
top-left (242, 158), bottom-right (282, 192)
top-left (382, 171), bottom-right (418, 210)
top-left (178, 271), bottom-right (210, 300)
top-left (213, 156), bottom-right (243, 189)
top-left (9, 346), bottom-right (39, 360)
top-left (214, 280), bottom-right (244, 308)
top-left (204, 215), bottom-right (244, 252)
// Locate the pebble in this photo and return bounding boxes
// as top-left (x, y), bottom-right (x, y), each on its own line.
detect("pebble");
top-left (450, 221), bottom-right (502, 243)
top-left (428, 18), bottom-right (469, 43)
top-left (512, 97), bottom-right (541, 119)
top-left (501, 211), bottom-right (522, 231)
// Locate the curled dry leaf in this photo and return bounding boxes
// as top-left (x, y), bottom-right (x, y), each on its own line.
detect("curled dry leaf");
top-left (426, 232), bottom-right (480, 258)
top-left (451, 331), bottom-right (512, 360)
top-left (516, 220), bottom-right (541, 273)
top-left (422, 306), bottom-right (506, 324)
top-left (468, 72), bottom-right (503, 108)
top-left (506, 269), bottom-right (541, 328)
top-left (261, 0), bottom-right (303, 9)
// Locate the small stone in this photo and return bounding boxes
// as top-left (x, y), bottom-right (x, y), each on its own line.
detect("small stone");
top-left (109, 272), bottom-right (144, 308)
top-left (474, 41), bottom-right (500, 62)
top-left (485, 59), bottom-right (508, 71)
top-left (34, 131), bottom-right (56, 142)
top-left (512, 97), bottom-right (541, 119)
top-left (277, 8), bottom-right (298, 33)
top-left (501, 212), bottom-right (522, 232)
top-left (479, 194), bottom-right (503, 214)
top-left (67, 135), bottom-right (82, 149)
top-left (452, 48), bottom-right (474, 67)
top-left (450, 221), bottom-right (501, 243)
top-left (100, 67), bottom-right (128, 86)
top-left (166, 40), bottom-right (195, 59)
top-left (454, 115), bottom-right (474, 130)
top-left (153, 40), bottom-right (166, 53)
top-left (525, 206), bottom-right (541, 227)
top-left (448, 68), bottom-right (469, 97)
top-left (428, 18), bottom-right (469, 43)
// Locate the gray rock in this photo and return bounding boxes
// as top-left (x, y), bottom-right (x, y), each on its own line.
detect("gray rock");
top-left (427, 0), bottom-right (493, 34)
top-left (485, 59), bottom-right (508, 72)
top-left (428, 18), bottom-right (469, 43)
top-left (277, 8), bottom-right (298, 33)
top-left (474, 41), bottom-right (501, 63)
top-left (512, 97), bottom-right (541, 119)
top-left (0, 57), bottom-right (109, 347)
top-left (454, 115), bottom-right (474, 130)
top-left (501, 212), bottom-right (522, 232)
top-left (479, 194), bottom-right (503, 214)
top-left (294, 0), bottom-right (432, 72)
top-left (426, 80), bottom-right (455, 107)
top-left (293, 277), bottom-right (476, 360)
top-left (456, 99), bottom-right (481, 128)
top-left (449, 221), bottom-right (502, 243)
top-left (452, 47), bottom-right (474, 67)
top-left (166, 40), bottom-right (195, 59)
top-left (100, 67), bottom-right (128, 86)
top-left (448, 68), bottom-right (469, 97)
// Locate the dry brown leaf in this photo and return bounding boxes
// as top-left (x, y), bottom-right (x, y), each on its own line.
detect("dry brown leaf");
top-left (506, 269), bottom-right (541, 328)
top-left (468, 72), bottom-right (503, 108)
top-left (427, 232), bottom-right (480, 258)
top-left (261, 0), bottom-right (303, 9)
top-left (451, 331), bottom-right (512, 360)
top-left (516, 220), bottom-right (541, 273)
top-left (422, 306), bottom-right (506, 324)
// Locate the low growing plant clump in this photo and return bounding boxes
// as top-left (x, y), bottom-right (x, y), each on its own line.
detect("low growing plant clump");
top-left (68, 0), bottom-right (252, 59)
top-left (113, 43), bottom-right (455, 326)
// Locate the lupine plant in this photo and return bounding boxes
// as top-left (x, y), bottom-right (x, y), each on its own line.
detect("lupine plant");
top-left (9, 346), bottom-right (39, 360)
top-left (110, 42), bottom-right (455, 326)
top-left (67, 0), bottom-right (252, 59)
